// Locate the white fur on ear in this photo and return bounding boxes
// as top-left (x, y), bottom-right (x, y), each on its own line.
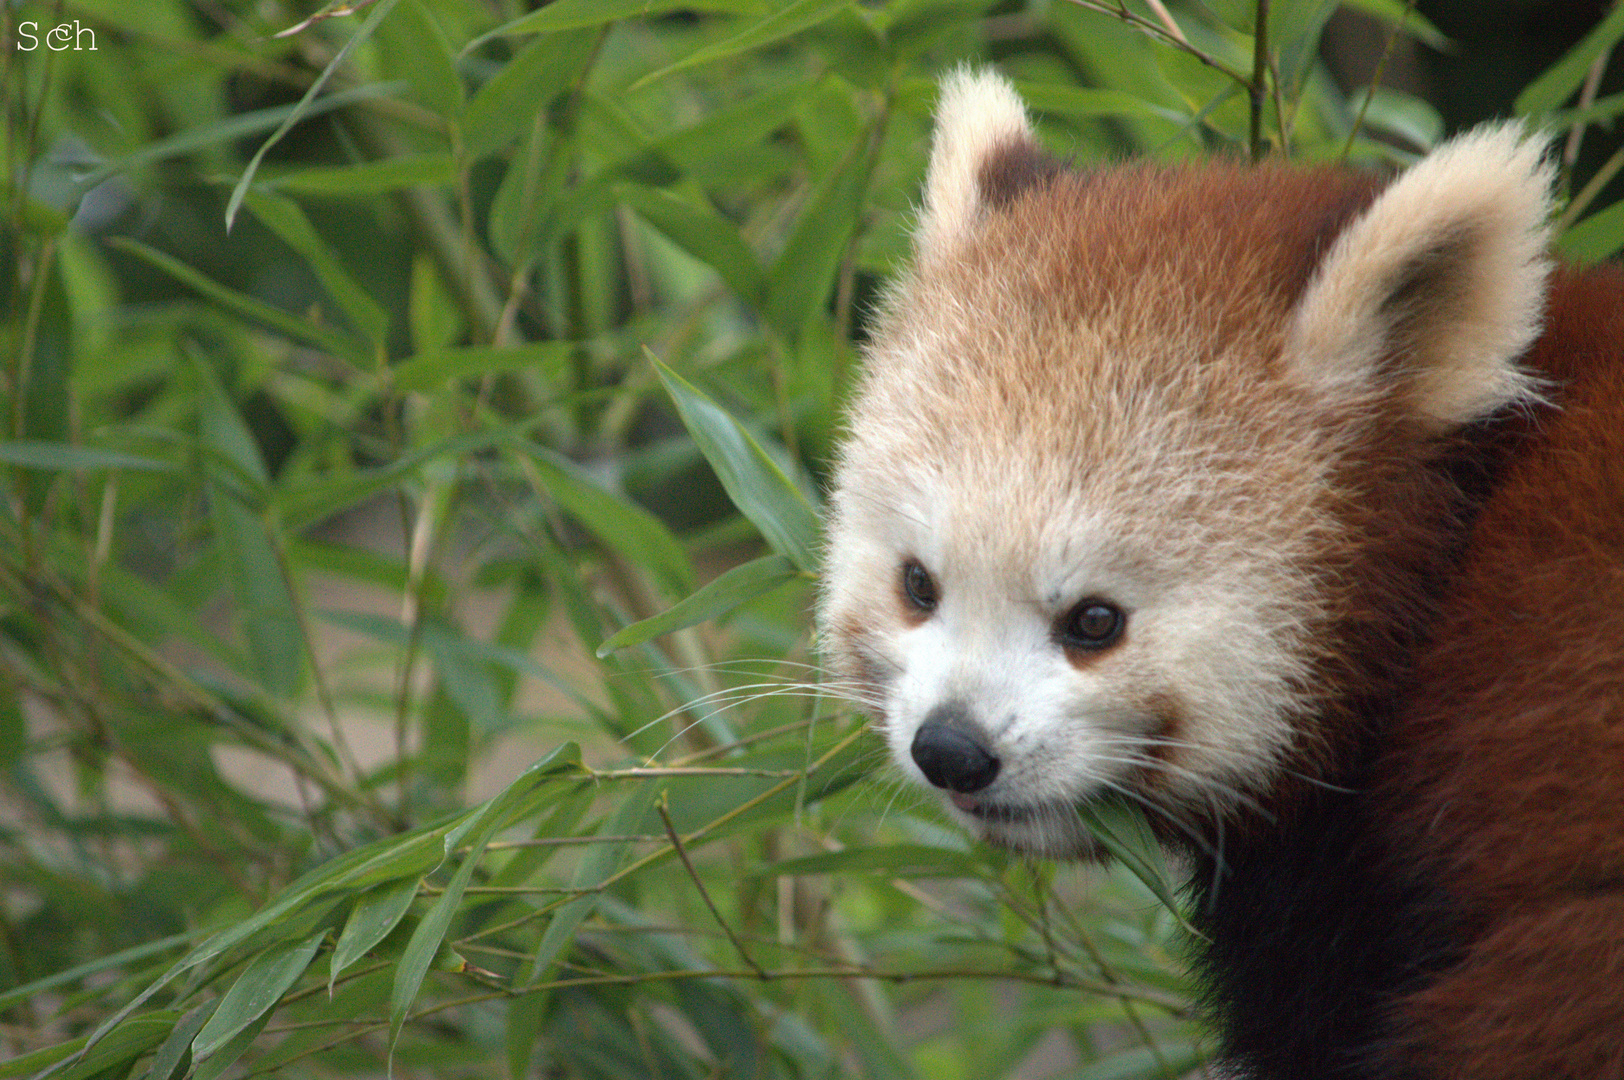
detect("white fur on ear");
top-left (917, 67), bottom-right (1033, 260)
top-left (1283, 124), bottom-right (1556, 428)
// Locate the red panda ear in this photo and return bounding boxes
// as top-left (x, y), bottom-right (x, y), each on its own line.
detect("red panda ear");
top-left (1281, 126), bottom-right (1555, 429)
top-left (917, 68), bottom-right (1038, 260)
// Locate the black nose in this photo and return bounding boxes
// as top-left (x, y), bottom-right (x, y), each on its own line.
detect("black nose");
top-left (910, 703), bottom-right (1000, 794)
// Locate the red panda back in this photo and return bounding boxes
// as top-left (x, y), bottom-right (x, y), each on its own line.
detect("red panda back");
top-left (1382, 261), bottom-right (1624, 1078)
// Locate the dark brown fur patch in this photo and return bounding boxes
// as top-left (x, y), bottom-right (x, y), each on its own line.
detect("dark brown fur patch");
top-left (976, 138), bottom-right (1067, 209)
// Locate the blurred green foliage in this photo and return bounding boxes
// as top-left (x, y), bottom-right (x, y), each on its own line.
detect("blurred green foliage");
top-left (2, 1), bottom-right (1621, 1078)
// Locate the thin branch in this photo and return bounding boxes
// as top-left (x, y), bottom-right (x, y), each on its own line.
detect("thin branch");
top-left (1557, 144), bottom-right (1624, 231)
top-left (1142, 0), bottom-right (1190, 46)
top-left (1060, 0), bottom-right (1252, 87)
top-left (657, 797), bottom-right (767, 979)
top-left (1339, 0), bottom-right (1418, 162)
top-left (1249, 0), bottom-right (1270, 161)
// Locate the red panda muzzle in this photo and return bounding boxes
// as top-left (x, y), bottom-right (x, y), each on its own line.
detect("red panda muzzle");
top-left (909, 701), bottom-right (1000, 795)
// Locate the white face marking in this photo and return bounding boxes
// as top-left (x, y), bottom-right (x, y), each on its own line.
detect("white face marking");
top-left (821, 451), bottom-right (1321, 860)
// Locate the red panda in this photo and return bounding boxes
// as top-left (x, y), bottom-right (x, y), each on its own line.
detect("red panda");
top-left (818, 69), bottom-right (1624, 1079)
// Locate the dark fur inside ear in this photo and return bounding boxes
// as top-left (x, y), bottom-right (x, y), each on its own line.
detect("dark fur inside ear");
top-left (977, 140), bottom-right (1066, 209)
top-left (1281, 124), bottom-right (1553, 427)
top-left (1377, 224), bottom-right (1482, 374)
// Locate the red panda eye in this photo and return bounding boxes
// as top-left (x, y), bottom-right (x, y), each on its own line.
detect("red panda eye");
top-left (901, 560), bottom-right (939, 613)
top-left (1057, 601), bottom-right (1125, 651)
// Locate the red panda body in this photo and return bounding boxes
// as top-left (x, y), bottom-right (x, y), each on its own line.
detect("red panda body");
top-left (818, 70), bottom-right (1624, 1078)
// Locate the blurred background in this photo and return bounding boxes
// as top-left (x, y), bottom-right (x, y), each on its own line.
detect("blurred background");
top-left (3, 2), bottom-right (1621, 1078)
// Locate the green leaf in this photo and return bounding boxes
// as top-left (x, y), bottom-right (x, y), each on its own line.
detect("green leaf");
top-left (460, 29), bottom-right (599, 160)
top-left (107, 238), bottom-right (366, 368)
top-left (244, 188), bottom-right (389, 348)
top-left (3, 1013), bottom-right (181, 1080)
top-left (1548, 90), bottom-right (1624, 131)
top-left (391, 342), bottom-right (574, 392)
top-left (72, 84), bottom-right (401, 194)
top-left (330, 876), bottom-right (421, 990)
top-left (1515, 2), bottom-right (1624, 117)
top-left (471, 0), bottom-right (754, 45)
top-left (1058, 1039), bottom-right (1207, 1080)
top-left (190, 1011), bottom-right (275, 1080)
top-left (40, 819), bottom-right (462, 1080)
top-left (1558, 197), bottom-right (1624, 265)
top-left (632, 0), bottom-right (854, 89)
top-left (1016, 83), bottom-right (1189, 126)
top-left (1076, 797), bottom-right (1203, 940)
top-left (423, 619), bottom-right (506, 733)
top-left (510, 440), bottom-right (696, 599)
top-left (377, 0), bottom-right (465, 117)
top-left (195, 358), bottom-right (304, 699)
top-left (1345, 86), bottom-right (1444, 151)
top-left (597, 553), bottom-right (801, 657)
top-left (272, 154), bottom-right (459, 198)
top-left (277, 427), bottom-right (510, 528)
top-left (225, 0), bottom-right (405, 228)
top-left (0, 442), bottom-right (176, 473)
top-left (389, 743), bottom-right (582, 1050)
top-left (650, 356), bottom-right (821, 573)
top-left (0, 932), bottom-right (192, 1014)
top-left (146, 1004), bottom-right (213, 1080)
top-left (1339, 0), bottom-right (1451, 52)
top-left (617, 183), bottom-right (766, 309)
top-left (749, 843), bottom-right (981, 878)
top-left (520, 780), bottom-right (655, 987)
top-left (191, 930), bottom-right (327, 1061)
top-left (764, 113), bottom-right (875, 341)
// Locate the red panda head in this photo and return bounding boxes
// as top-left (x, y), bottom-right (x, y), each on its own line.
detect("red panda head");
top-left (818, 69), bottom-right (1555, 858)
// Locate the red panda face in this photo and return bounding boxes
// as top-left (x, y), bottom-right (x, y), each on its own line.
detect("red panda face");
top-left (818, 69), bottom-right (1553, 858)
top-left (821, 276), bottom-right (1335, 857)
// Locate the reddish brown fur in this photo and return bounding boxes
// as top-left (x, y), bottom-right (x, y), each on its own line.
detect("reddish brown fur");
top-left (975, 157), bottom-right (1384, 338)
top-left (1379, 261), bottom-right (1624, 1077)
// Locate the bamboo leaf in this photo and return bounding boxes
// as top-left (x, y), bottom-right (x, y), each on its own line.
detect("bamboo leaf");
top-left (1558, 197), bottom-right (1624, 265)
top-left (107, 238), bottom-right (366, 368)
top-left (190, 1012), bottom-right (275, 1080)
top-left (0, 933), bottom-right (191, 1014)
top-left (617, 183), bottom-right (766, 310)
top-left (225, 0), bottom-right (405, 229)
top-left (470, 0), bottom-right (754, 47)
top-left (520, 780), bottom-right (655, 987)
top-left (190, 930), bottom-right (327, 1061)
top-left (194, 358), bottom-right (303, 699)
top-left (763, 114), bottom-right (875, 342)
top-left (389, 744), bottom-right (581, 1051)
top-left (72, 85), bottom-right (400, 193)
top-left (391, 342), bottom-right (574, 392)
top-left (460, 29), bottom-right (599, 160)
top-left (597, 554), bottom-right (801, 657)
top-left (1059, 1039), bottom-right (1207, 1080)
top-left (330, 877), bottom-right (420, 990)
top-left (146, 1004), bottom-right (212, 1080)
top-left (510, 440), bottom-right (696, 599)
top-left (632, 0), bottom-right (852, 89)
top-left (748, 844), bottom-right (982, 878)
top-left (0, 442), bottom-right (176, 473)
top-left (273, 155), bottom-right (459, 197)
top-left (1515, 2), bottom-right (1624, 117)
top-left (1076, 797), bottom-right (1203, 940)
top-left (244, 188), bottom-right (389, 348)
top-left (4, 1013), bottom-right (180, 1080)
top-left (650, 355), bottom-right (821, 573)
